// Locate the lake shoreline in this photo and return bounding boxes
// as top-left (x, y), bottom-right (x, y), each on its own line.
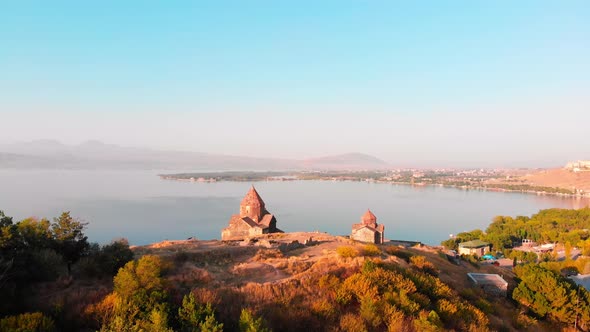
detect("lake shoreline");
top-left (159, 174), bottom-right (590, 200)
top-left (3, 169), bottom-right (588, 246)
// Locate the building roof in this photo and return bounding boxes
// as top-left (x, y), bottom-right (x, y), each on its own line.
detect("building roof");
top-left (258, 214), bottom-right (274, 227)
top-left (352, 222), bottom-right (384, 233)
top-left (353, 224), bottom-right (377, 232)
top-left (239, 217), bottom-right (260, 228)
top-left (458, 239), bottom-right (490, 248)
top-left (361, 209), bottom-right (377, 224)
top-left (467, 273), bottom-right (507, 287)
top-left (241, 185), bottom-right (265, 207)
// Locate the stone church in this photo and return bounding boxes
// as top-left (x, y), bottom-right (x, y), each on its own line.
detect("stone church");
top-left (351, 209), bottom-right (385, 244)
top-left (221, 186), bottom-right (282, 240)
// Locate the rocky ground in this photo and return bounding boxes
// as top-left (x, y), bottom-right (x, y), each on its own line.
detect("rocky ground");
top-left (132, 232), bottom-right (517, 293)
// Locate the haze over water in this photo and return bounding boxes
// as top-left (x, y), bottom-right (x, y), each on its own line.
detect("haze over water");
top-left (2, 169), bottom-right (588, 246)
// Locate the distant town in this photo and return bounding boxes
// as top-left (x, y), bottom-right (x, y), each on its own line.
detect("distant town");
top-left (160, 160), bottom-right (590, 198)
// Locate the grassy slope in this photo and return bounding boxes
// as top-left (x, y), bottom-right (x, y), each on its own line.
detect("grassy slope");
top-left (26, 232), bottom-right (558, 331)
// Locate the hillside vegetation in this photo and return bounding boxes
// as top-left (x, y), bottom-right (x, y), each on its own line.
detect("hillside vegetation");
top-left (1, 209), bottom-right (590, 331)
top-left (443, 208), bottom-right (590, 253)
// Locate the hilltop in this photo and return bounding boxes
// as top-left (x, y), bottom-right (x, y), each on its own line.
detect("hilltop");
top-left (520, 168), bottom-right (590, 192)
top-left (109, 233), bottom-right (549, 331)
top-left (133, 232), bottom-right (512, 294)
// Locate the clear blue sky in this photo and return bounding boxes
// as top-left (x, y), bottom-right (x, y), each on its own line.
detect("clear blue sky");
top-left (1, 1), bottom-right (589, 167)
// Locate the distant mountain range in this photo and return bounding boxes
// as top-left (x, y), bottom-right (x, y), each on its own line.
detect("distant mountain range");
top-left (0, 140), bottom-right (390, 171)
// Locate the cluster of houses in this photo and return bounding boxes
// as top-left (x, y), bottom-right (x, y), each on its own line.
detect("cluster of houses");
top-left (566, 160), bottom-right (590, 172)
top-left (221, 186), bottom-right (385, 243)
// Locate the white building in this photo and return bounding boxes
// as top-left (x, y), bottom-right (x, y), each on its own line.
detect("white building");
top-left (565, 161), bottom-right (590, 172)
top-left (467, 273), bottom-right (508, 296)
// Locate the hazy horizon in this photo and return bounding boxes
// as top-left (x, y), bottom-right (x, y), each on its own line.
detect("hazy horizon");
top-left (0, 138), bottom-right (579, 169)
top-left (2, 2), bottom-right (589, 168)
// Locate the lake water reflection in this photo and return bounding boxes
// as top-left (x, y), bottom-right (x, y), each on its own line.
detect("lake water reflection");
top-left (1, 170), bottom-right (588, 245)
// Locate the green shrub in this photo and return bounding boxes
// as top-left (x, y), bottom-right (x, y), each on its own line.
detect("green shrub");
top-left (311, 299), bottom-right (337, 320)
top-left (409, 256), bottom-right (438, 276)
top-left (413, 310), bottom-right (443, 332)
top-left (461, 254), bottom-right (480, 268)
top-left (239, 309), bottom-right (270, 332)
top-left (475, 298), bottom-right (494, 314)
top-left (389, 249), bottom-right (414, 262)
top-left (508, 250), bottom-right (538, 265)
top-left (100, 239), bottom-right (134, 274)
top-left (77, 239), bottom-right (134, 278)
top-left (178, 293), bottom-right (223, 332)
top-left (29, 249), bottom-right (65, 281)
top-left (0, 312), bottom-right (56, 332)
top-left (337, 246), bottom-right (359, 258)
top-left (362, 244), bottom-right (381, 257)
top-left (362, 260), bottom-right (377, 273)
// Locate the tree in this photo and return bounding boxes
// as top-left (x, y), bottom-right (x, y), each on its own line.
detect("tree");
top-left (442, 229), bottom-right (485, 250)
top-left (0, 210), bottom-right (16, 252)
top-left (178, 292), bottom-right (223, 332)
top-left (1, 214), bottom-right (61, 292)
top-left (51, 212), bottom-right (89, 273)
top-left (512, 264), bottom-right (590, 326)
top-left (508, 250), bottom-right (538, 265)
top-left (143, 308), bottom-right (174, 332)
top-left (0, 211), bottom-right (16, 287)
top-left (239, 309), bottom-right (270, 332)
top-left (100, 238), bottom-right (134, 275)
top-left (0, 210), bottom-right (12, 227)
top-left (413, 310), bottom-right (443, 332)
top-left (93, 255), bottom-right (170, 331)
top-left (17, 218), bottom-right (53, 249)
top-left (564, 241), bottom-right (573, 261)
top-left (113, 255), bottom-right (167, 305)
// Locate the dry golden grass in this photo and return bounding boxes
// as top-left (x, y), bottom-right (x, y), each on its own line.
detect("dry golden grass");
top-left (521, 168), bottom-right (590, 191)
top-left (80, 233), bottom-right (566, 331)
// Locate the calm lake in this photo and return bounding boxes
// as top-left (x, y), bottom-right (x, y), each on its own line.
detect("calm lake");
top-left (1, 170), bottom-right (589, 246)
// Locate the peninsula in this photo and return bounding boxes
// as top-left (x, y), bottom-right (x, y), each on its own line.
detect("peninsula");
top-left (160, 161), bottom-right (590, 198)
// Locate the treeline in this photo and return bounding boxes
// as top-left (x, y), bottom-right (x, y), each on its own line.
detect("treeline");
top-left (160, 171), bottom-right (289, 182)
top-left (443, 208), bottom-right (590, 253)
top-left (1, 208), bottom-right (494, 332)
top-left (296, 171), bottom-right (388, 181)
top-left (0, 210), bottom-right (134, 330)
top-left (440, 208), bottom-right (590, 330)
top-left (5, 206), bottom-right (590, 331)
top-left (483, 183), bottom-right (575, 195)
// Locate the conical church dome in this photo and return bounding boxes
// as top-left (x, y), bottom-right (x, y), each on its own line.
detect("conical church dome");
top-left (241, 186), bottom-right (265, 208)
top-left (361, 209), bottom-right (377, 224)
